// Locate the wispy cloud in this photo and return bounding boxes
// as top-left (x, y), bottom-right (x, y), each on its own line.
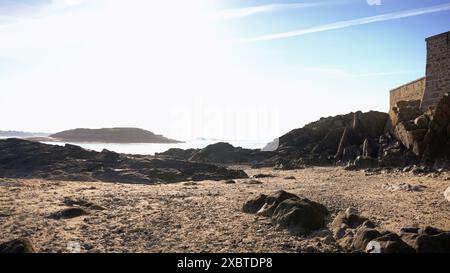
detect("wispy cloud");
top-left (242, 3), bottom-right (450, 42)
top-left (0, 0), bottom-right (84, 26)
top-left (299, 67), bottom-right (423, 78)
top-left (213, 1), bottom-right (337, 21)
top-left (298, 66), bottom-right (423, 78)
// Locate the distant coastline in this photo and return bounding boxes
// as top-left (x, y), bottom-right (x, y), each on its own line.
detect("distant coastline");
top-left (0, 130), bottom-right (49, 138)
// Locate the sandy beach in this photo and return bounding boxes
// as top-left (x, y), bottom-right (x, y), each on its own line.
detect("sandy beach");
top-left (1, 167), bottom-right (449, 253)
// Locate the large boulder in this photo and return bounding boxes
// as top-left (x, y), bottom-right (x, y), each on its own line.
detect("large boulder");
top-left (271, 197), bottom-right (329, 235)
top-left (242, 190), bottom-right (329, 235)
top-left (256, 190), bottom-right (299, 217)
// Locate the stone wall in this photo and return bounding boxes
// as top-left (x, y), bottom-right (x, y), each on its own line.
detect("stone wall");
top-left (421, 31), bottom-right (450, 111)
top-left (389, 77), bottom-right (426, 111)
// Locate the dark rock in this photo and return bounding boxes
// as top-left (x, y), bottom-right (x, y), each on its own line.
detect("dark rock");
top-left (0, 238), bottom-right (36, 253)
top-left (284, 176), bottom-right (296, 180)
top-left (63, 197), bottom-right (94, 208)
top-left (420, 226), bottom-right (443, 236)
top-left (413, 232), bottom-right (450, 253)
top-left (187, 142), bottom-right (274, 165)
top-left (362, 138), bottom-right (379, 158)
top-left (49, 207), bottom-right (89, 219)
top-left (244, 179), bottom-right (263, 185)
top-left (271, 197), bottom-right (329, 235)
top-left (342, 145), bottom-right (362, 162)
top-left (422, 93), bottom-right (450, 164)
top-left (400, 226), bottom-right (450, 253)
top-left (243, 190), bottom-right (329, 235)
top-left (253, 173), bottom-right (276, 178)
top-left (256, 190), bottom-right (300, 217)
top-left (155, 148), bottom-right (198, 160)
top-left (224, 179), bottom-right (236, 184)
top-left (331, 208), bottom-right (372, 239)
top-left (409, 165), bottom-right (433, 175)
top-left (242, 194), bottom-right (268, 214)
top-left (62, 198), bottom-right (106, 210)
top-left (366, 232), bottom-right (415, 253)
top-left (353, 156), bottom-right (378, 169)
top-left (378, 132), bottom-right (420, 167)
top-left (399, 227), bottom-right (421, 235)
top-left (414, 115), bottom-right (429, 129)
top-left (352, 228), bottom-right (382, 251)
top-left (96, 149), bottom-right (120, 165)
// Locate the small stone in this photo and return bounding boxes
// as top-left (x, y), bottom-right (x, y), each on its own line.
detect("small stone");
top-left (284, 176), bottom-right (296, 180)
top-left (253, 174), bottom-right (276, 178)
top-left (245, 179), bottom-right (263, 185)
top-left (345, 207), bottom-right (358, 218)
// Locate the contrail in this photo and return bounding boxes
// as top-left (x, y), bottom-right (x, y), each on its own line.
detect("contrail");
top-left (213, 1), bottom-right (338, 21)
top-left (242, 3), bottom-right (450, 43)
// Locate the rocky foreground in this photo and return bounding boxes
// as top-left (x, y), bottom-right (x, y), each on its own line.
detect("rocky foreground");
top-left (1, 167), bottom-right (449, 253)
top-left (0, 138), bottom-right (247, 184)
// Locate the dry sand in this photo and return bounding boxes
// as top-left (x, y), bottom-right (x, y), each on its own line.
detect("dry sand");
top-left (1, 167), bottom-right (449, 253)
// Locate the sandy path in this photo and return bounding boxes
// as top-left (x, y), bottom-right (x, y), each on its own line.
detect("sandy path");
top-left (1, 167), bottom-right (449, 253)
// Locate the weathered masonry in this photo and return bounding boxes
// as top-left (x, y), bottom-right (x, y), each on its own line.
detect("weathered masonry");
top-left (389, 31), bottom-right (450, 112)
top-left (389, 77), bottom-right (426, 110)
top-left (421, 31), bottom-right (450, 110)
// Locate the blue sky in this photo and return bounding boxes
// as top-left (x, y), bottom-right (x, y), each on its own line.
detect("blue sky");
top-left (0, 0), bottom-right (449, 141)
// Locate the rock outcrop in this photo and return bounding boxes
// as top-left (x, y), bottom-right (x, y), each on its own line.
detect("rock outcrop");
top-left (386, 92), bottom-right (450, 167)
top-left (243, 190), bottom-right (329, 235)
top-left (157, 142), bottom-right (275, 165)
top-left (264, 111), bottom-right (388, 168)
top-left (0, 139), bottom-right (248, 184)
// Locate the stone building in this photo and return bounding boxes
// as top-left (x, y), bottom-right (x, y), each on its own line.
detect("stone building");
top-left (389, 31), bottom-right (450, 112)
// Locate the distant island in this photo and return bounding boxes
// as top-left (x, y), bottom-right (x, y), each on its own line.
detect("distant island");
top-left (27, 128), bottom-right (182, 144)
